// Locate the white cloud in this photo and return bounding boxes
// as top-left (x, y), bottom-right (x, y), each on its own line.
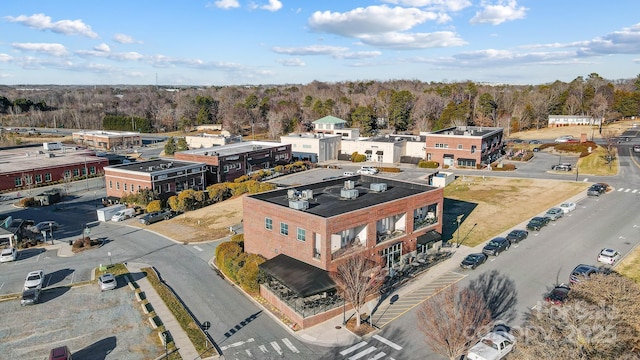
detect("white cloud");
top-left (333, 51), bottom-right (382, 60)
top-left (576, 23), bottom-right (640, 55)
top-left (362, 31), bottom-right (466, 49)
top-left (0, 54), bottom-right (13, 62)
top-left (5, 13), bottom-right (98, 38)
top-left (12, 43), bottom-right (68, 57)
top-left (276, 58), bottom-right (305, 67)
top-left (113, 33), bottom-right (141, 44)
top-left (95, 43), bottom-right (111, 52)
top-left (209, 0), bottom-right (240, 9)
top-left (260, 0), bottom-right (282, 12)
top-left (75, 48), bottom-right (144, 61)
top-left (272, 45), bottom-right (350, 56)
top-left (382, 0), bottom-right (472, 12)
top-left (470, 0), bottom-right (527, 25)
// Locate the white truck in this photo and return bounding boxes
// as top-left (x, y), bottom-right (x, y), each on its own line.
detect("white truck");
top-left (111, 208), bottom-right (135, 222)
top-left (466, 328), bottom-right (516, 360)
top-left (97, 204), bottom-right (126, 222)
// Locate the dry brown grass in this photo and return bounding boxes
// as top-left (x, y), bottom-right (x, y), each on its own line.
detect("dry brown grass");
top-left (510, 119), bottom-right (634, 141)
top-left (617, 246), bottom-right (640, 283)
top-left (444, 176), bottom-right (590, 247)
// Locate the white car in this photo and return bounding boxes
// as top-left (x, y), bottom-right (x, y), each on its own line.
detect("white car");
top-left (0, 247), bottom-right (18, 263)
top-left (24, 270), bottom-right (45, 290)
top-left (597, 248), bottom-right (621, 265)
top-left (467, 329), bottom-right (516, 360)
top-left (559, 202), bottom-right (576, 213)
top-left (357, 166), bottom-right (379, 175)
top-left (98, 273), bottom-right (117, 291)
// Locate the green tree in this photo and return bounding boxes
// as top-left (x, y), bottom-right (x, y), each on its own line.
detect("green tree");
top-left (164, 137), bottom-right (177, 155)
top-left (389, 90), bottom-right (415, 131)
top-left (176, 137), bottom-right (189, 152)
top-left (196, 106), bottom-right (211, 125)
top-left (351, 105), bottom-right (376, 135)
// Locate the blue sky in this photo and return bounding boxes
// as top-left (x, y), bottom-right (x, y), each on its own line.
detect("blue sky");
top-left (1, 0), bottom-right (639, 86)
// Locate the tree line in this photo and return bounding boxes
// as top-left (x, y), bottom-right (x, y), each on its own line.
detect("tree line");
top-left (1, 73), bottom-right (640, 137)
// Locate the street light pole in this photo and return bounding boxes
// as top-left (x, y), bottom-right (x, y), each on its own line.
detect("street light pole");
top-left (343, 297), bottom-right (346, 325)
top-left (455, 214), bottom-right (464, 247)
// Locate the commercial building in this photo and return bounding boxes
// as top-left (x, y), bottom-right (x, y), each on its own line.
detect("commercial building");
top-left (548, 115), bottom-right (601, 127)
top-left (104, 159), bottom-right (207, 200)
top-left (244, 176), bottom-right (443, 328)
top-left (72, 130), bottom-right (142, 150)
top-left (280, 133), bottom-right (341, 162)
top-left (0, 144), bottom-right (107, 193)
top-left (184, 131), bottom-right (242, 149)
top-left (424, 126), bottom-right (504, 168)
top-left (174, 141), bottom-right (291, 184)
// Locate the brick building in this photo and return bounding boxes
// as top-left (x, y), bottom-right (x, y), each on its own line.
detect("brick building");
top-left (425, 126), bottom-right (504, 168)
top-left (104, 159), bottom-right (207, 200)
top-left (72, 130), bottom-right (142, 150)
top-left (243, 176), bottom-right (443, 328)
top-left (174, 141), bottom-right (291, 184)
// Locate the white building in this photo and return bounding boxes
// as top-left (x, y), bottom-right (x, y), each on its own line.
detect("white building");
top-left (313, 116), bottom-right (360, 140)
top-left (280, 133), bottom-right (341, 162)
top-left (185, 131), bottom-right (242, 149)
top-left (548, 115), bottom-right (601, 127)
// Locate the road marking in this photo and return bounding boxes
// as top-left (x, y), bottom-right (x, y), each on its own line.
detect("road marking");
top-left (633, 189), bottom-right (638, 193)
top-left (625, 188), bottom-right (631, 193)
top-left (282, 338), bottom-right (299, 353)
top-left (349, 347), bottom-right (377, 360)
top-left (340, 341), bottom-right (367, 355)
top-left (0, 282), bottom-right (4, 290)
top-left (373, 335), bottom-right (402, 350)
top-left (369, 352), bottom-right (386, 360)
top-left (220, 338), bottom-right (254, 350)
top-left (245, 349), bottom-right (252, 356)
top-left (193, 245), bottom-right (203, 252)
top-left (271, 341), bottom-right (282, 355)
top-left (258, 345), bottom-right (268, 353)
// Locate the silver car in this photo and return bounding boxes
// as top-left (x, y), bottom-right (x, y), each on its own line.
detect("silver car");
top-left (544, 207), bottom-right (564, 221)
top-left (98, 273), bottom-right (117, 291)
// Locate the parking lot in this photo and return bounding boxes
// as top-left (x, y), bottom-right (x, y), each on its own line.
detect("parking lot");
top-left (0, 282), bottom-right (163, 359)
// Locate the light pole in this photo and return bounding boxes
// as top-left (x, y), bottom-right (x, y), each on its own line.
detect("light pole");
top-left (342, 297), bottom-right (346, 325)
top-left (49, 222), bottom-right (54, 245)
top-left (108, 251), bottom-right (112, 265)
top-left (161, 331), bottom-right (168, 358)
top-left (455, 214), bottom-right (464, 247)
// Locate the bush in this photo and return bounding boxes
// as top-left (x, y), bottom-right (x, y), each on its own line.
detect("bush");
top-left (491, 163), bottom-right (516, 171)
top-left (18, 197), bottom-right (36, 207)
top-left (147, 200), bottom-right (162, 212)
top-left (378, 167), bottom-right (401, 173)
top-left (351, 152), bottom-right (367, 162)
top-left (73, 239), bottom-right (84, 249)
top-left (418, 160), bottom-right (439, 168)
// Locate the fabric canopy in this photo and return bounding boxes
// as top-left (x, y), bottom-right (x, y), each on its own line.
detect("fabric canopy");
top-left (259, 254), bottom-right (336, 297)
top-left (417, 230), bottom-right (442, 245)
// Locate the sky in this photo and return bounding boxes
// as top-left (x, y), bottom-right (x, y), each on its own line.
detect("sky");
top-left (1, 0), bottom-right (640, 86)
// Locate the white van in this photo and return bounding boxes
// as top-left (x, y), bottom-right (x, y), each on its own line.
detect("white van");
top-left (357, 166), bottom-right (379, 175)
top-left (111, 208), bottom-right (136, 222)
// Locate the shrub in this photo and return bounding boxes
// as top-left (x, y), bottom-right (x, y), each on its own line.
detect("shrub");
top-left (418, 160), bottom-right (439, 168)
top-left (378, 167), bottom-right (401, 173)
top-left (234, 175), bottom-right (250, 183)
top-left (19, 197), bottom-right (36, 207)
top-left (236, 254), bottom-right (266, 293)
top-left (146, 200), bottom-right (162, 213)
top-left (491, 163), bottom-right (516, 171)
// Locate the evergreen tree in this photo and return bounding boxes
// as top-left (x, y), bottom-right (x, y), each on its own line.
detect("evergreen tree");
top-left (164, 136), bottom-right (177, 155)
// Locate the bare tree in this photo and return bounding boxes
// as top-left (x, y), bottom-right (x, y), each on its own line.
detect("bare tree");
top-left (417, 284), bottom-right (491, 360)
top-left (266, 111), bottom-right (283, 140)
top-left (330, 254), bottom-right (384, 327)
top-left (467, 270), bottom-right (518, 323)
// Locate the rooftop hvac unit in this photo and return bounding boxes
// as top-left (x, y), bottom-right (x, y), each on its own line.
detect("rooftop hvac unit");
top-left (288, 199), bottom-right (309, 210)
top-left (370, 183), bottom-right (387, 192)
top-left (344, 180), bottom-right (355, 190)
top-left (287, 189), bottom-right (298, 199)
top-left (340, 188), bottom-right (359, 200)
top-left (300, 189), bottom-right (313, 199)
top-left (148, 166), bottom-right (154, 171)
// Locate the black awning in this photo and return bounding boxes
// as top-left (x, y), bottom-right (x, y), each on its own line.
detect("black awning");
top-left (259, 254), bottom-right (336, 297)
top-left (443, 154), bottom-right (454, 158)
top-left (458, 158), bottom-right (475, 162)
top-left (417, 230), bottom-right (442, 245)
top-left (364, 150), bottom-right (373, 154)
top-left (376, 150), bottom-right (384, 155)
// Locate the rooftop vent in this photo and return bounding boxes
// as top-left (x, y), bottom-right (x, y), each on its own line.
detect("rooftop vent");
top-left (344, 180), bottom-right (355, 190)
top-left (300, 189), bottom-right (313, 200)
top-left (288, 199), bottom-right (309, 210)
top-left (370, 183), bottom-right (387, 192)
top-left (148, 166), bottom-right (154, 171)
top-left (340, 189), bottom-right (359, 200)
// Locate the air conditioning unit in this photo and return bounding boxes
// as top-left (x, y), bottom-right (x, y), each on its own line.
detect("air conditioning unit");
top-left (288, 200), bottom-right (309, 210)
top-left (370, 183), bottom-right (387, 192)
top-left (301, 189), bottom-right (313, 199)
top-left (344, 180), bottom-right (355, 189)
top-left (340, 189), bottom-right (359, 200)
top-left (287, 189), bottom-right (297, 199)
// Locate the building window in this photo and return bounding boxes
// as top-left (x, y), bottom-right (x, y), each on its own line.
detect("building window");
top-left (297, 228), bottom-right (306, 242)
top-left (302, 144), bottom-right (312, 149)
top-left (280, 222), bottom-right (289, 236)
top-left (471, 145), bottom-right (476, 153)
top-left (265, 218), bottom-right (273, 230)
top-left (73, 168), bottom-right (80, 177)
top-left (90, 166), bottom-right (96, 175)
top-left (116, 182), bottom-right (120, 190)
top-left (124, 183), bottom-right (128, 191)
top-left (138, 185), bottom-right (142, 191)
top-left (165, 183), bottom-right (171, 192)
top-left (35, 174), bottom-right (42, 183)
top-left (14, 177), bottom-right (22, 187)
top-left (457, 144), bottom-right (463, 149)
top-left (64, 170), bottom-right (71, 178)
top-left (82, 167), bottom-right (87, 176)
top-left (109, 180), bottom-right (113, 189)
top-left (45, 173), bottom-right (51, 182)
top-left (435, 143), bottom-right (449, 148)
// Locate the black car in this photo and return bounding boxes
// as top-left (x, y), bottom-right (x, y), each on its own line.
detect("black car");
top-left (528, 140), bottom-right (542, 144)
top-left (587, 183), bottom-right (607, 196)
top-left (21, 288), bottom-right (41, 306)
top-left (482, 237), bottom-right (511, 256)
top-left (545, 284), bottom-right (570, 305)
top-left (460, 253), bottom-right (488, 270)
top-left (506, 229), bottom-right (528, 243)
top-left (526, 216), bottom-right (550, 231)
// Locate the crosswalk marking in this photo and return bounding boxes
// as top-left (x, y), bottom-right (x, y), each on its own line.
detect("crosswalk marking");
top-left (271, 341), bottom-right (283, 355)
top-left (369, 352), bottom-right (386, 360)
top-left (340, 341), bottom-right (368, 355)
top-left (348, 347), bottom-right (377, 360)
top-left (220, 338), bottom-right (254, 350)
top-left (245, 349), bottom-right (252, 356)
top-left (282, 338), bottom-right (299, 353)
top-left (373, 335), bottom-right (402, 350)
top-left (193, 245), bottom-right (203, 252)
top-left (258, 345), bottom-right (268, 353)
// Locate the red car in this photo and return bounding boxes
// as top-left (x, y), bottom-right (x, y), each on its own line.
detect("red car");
top-left (49, 346), bottom-right (72, 360)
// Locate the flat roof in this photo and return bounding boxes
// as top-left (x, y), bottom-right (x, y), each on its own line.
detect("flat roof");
top-left (178, 141), bottom-right (287, 157)
top-left (281, 133), bottom-right (341, 139)
top-left (73, 130), bottom-right (140, 137)
top-left (429, 126), bottom-right (502, 138)
top-left (107, 158), bottom-right (204, 173)
top-left (251, 176), bottom-right (437, 218)
top-left (0, 146), bottom-right (102, 173)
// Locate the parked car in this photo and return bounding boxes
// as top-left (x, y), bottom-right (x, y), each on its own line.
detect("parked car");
top-left (0, 247), bottom-right (18, 262)
top-left (139, 210), bottom-right (173, 225)
top-left (551, 163), bottom-right (572, 171)
top-left (342, 171), bottom-right (356, 176)
top-left (98, 273), bottom-right (117, 291)
top-left (24, 270), bottom-right (45, 290)
top-left (545, 284), bottom-right (570, 305)
top-left (505, 229), bottom-right (528, 243)
top-left (544, 207), bottom-right (564, 221)
top-left (21, 287), bottom-right (41, 306)
top-left (633, 145), bottom-right (640, 153)
top-left (27, 221), bottom-right (59, 233)
top-left (482, 237), bottom-right (511, 256)
top-left (526, 216), bottom-right (550, 231)
top-left (559, 202), bottom-right (576, 213)
top-left (528, 139), bottom-right (542, 144)
top-left (356, 166), bottom-right (379, 175)
top-left (587, 183), bottom-right (607, 196)
top-left (460, 253), bottom-right (488, 270)
top-left (597, 248), bottom-right (621, 265)
top-left (554, 136), bottom-right (574, 143)
top-left (49, 345), bottom-right (73, 360)
top-left (467, 328), bottom-right (516, 360)
top-left (569, 264), bottom-right (601, 284)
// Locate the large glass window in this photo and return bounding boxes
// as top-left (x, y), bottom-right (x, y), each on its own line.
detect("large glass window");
top-left (382, 242), bottom-right (402, 268)
top-left (14, 177), bottom-right (22, 187)
top-left (35, 174), bottom-right (42, 183)
top-left (297, 228), bottom-right (306, 241)
top-left (413, 204), bottom-right (439, 230)
top-left (265, 218), bottom-right (272, 230)
top-left (45, 173), bottom-right (51, 182)
top-left (280, 222), bottom-right (289, 236)
top-left (73, 168), bottom-right (80, 177)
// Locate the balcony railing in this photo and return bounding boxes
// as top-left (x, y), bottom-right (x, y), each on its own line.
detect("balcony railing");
top-left (331, 238), bottom-right (364, 260)
top-left (376, 229), bottom-right (406, 244)
top-left (414, 216), bottom-right (438, 230)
